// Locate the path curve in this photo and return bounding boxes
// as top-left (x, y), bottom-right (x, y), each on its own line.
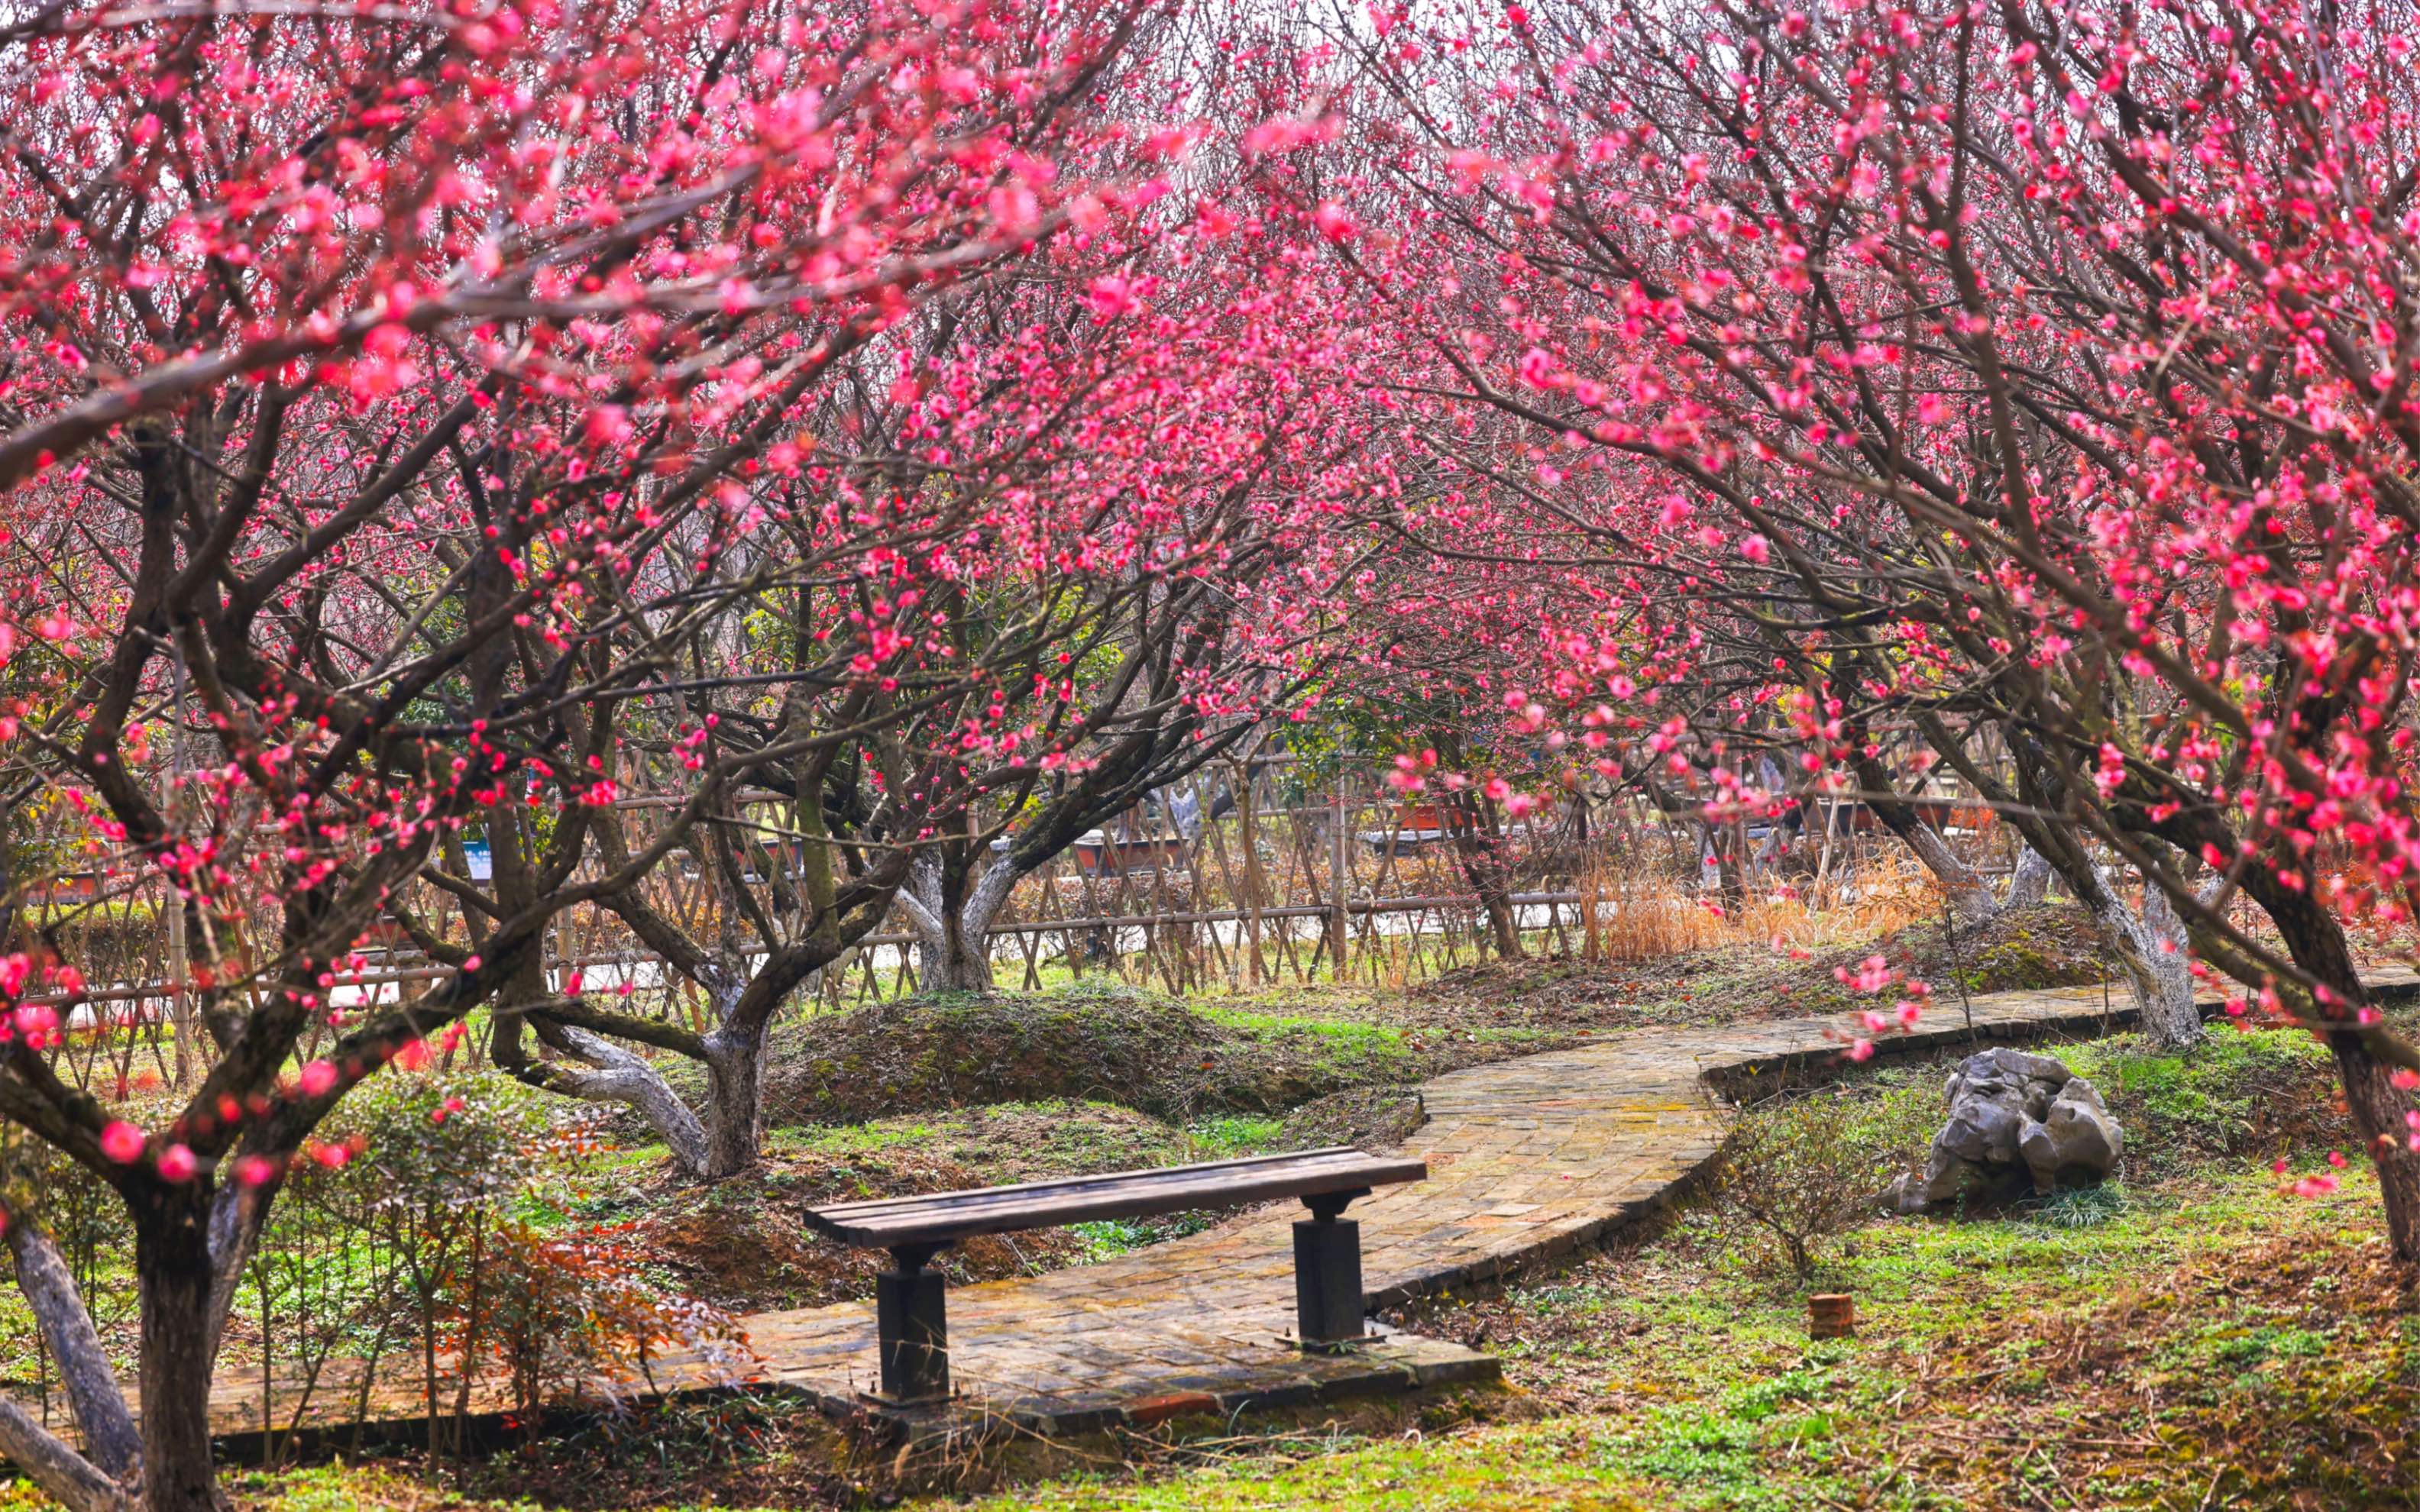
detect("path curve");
top-left (206, 971), bottom-right (2420, 1441)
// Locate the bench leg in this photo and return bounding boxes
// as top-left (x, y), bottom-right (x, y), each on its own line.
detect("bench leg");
top-left (876, 1242), bottom-right (950, 1403)
top-left (1293, 1190), bottom-right (1370, 1347)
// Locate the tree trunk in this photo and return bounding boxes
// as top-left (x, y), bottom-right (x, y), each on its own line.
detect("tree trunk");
top-left (2234, 863), bottom-right (2420, 1258)
top-left (2334, 1035), bottom-right (2420, 1262)
top-left (1846, 748), bottom-right (1994, 922)
top-left (1444, 793), bottom-right (1522, 960)
top-left (1896, 816), bottom-right (1994, 924)
top-left (903, 853), bottom-right (1017, 994)
top-left (0, 1401), bottom-right (129, 1512)
top-left (697, 1032), bottom-right (767, 1181)
top-left (2092, 881), bottom-right (2202, 1051)
top-left (134, 1203), bottom-right (224, 1512)
top-left (917, 929), bottom-right (997, 994)
top-left (2004, 846), bottom-right (2053, 908)
top-left (6, 1220), bottom-right (141, 1485)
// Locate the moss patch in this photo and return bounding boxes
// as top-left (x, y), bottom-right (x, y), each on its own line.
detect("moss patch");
top-left (761, 981), bottom-right (1540, 1128)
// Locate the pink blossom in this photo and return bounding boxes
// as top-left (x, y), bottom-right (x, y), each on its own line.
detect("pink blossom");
top-left (99, 1122), bottom-right (146, 1163)
top-left (1084, 275), bottom-right (1144, 321)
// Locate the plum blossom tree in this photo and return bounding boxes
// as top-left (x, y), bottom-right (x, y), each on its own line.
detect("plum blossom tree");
top-left (885, 245), bottom-right (1388, 993)
top-left (0, 0), bottom-right (1163, 1504)
top-left (454, 118), bottom-right (1389, 1176)
top-left (1329, 0), bottom-right (2420, 1249)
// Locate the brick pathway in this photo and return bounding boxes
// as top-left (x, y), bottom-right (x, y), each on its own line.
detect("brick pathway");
top-left (204, 969), bottom-right (2420, 1443)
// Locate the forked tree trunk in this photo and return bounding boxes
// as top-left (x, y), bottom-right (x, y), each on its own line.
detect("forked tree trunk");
top-left (2095, 878), bottom-right (2202, 1051)
top-left (901, 852), bottom-right (1019, 994)
top-left (917, 929), bottom-right (998, 993)
top-left (542, 1013), bottom-right (770, 1182)
top-left (697, 1031), bottom-right (768, 1181)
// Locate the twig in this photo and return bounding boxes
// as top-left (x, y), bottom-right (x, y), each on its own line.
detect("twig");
top-left (1942, 893), bottom-right (1978, 1045)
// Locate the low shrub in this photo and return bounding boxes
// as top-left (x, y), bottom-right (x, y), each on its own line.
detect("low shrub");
top-left (1715, 1090), bottom-right (1910, 1278)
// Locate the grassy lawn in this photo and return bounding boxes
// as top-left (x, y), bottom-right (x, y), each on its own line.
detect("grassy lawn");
top-left (943, 1168), bottom-right (2411, 1510)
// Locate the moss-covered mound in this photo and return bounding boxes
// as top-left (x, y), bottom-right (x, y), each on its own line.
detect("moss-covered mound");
top-left (763, 982), bottom-right (1446, 1126)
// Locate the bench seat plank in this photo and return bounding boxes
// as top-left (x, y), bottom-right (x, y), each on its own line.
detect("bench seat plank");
top-left (805, 1145), bottom-right (1426, 1249)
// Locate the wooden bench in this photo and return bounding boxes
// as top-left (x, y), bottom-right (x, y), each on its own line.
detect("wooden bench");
top-left (805, 1145), bottom-right (1427, 1404)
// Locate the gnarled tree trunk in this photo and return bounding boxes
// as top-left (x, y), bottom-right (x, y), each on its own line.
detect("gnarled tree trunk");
top-left (899, 851), bottom-right (1021, 994)
top-left (697, 1029), bottom-right (768, 1181)
top-left (2004, 845), bottom-right (2053, 909)
top-left (2091, 874), bottom-right (2202, 1051)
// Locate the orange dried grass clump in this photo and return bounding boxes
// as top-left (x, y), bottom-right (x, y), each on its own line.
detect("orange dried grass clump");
top-left (1579, 847), bottom-right (1946, 964)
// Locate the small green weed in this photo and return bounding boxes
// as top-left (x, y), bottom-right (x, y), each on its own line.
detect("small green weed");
top-left (2025, 1181), bottom-right (2127, 1231)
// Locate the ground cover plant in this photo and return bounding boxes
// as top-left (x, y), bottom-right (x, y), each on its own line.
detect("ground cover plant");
top-left (924, 1025), bottom-right (2411, 1510)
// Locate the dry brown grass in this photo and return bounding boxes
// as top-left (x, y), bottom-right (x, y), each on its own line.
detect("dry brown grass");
top-left (1579, 848), bottom-right (1944, 964)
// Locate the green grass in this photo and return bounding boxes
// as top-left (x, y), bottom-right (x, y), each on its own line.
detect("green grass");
top-left (1068, 1210), bottom-right (1225, 1259)
top-left (1186, 1114), bottom-right (1286, 1156)
top-left (964, 1419), bottom-right (1642, 1510)
top-left (225, 1465), bottom-right (789, 1512)
top-left (944, 1167), bottom-right (2407, 1510)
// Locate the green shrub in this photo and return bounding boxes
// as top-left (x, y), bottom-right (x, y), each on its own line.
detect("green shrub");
top-left (1716, 1091), bottom-right (1906, 1278)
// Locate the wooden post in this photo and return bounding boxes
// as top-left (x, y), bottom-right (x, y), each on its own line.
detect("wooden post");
top-left (1237, 758), bottom-right (1263, 986)
top-left (1330, 787), bottom-right (1350, 982)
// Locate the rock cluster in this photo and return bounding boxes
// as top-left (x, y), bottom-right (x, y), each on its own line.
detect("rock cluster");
top-left (1885, 1048), bottom-right (2123, 1213)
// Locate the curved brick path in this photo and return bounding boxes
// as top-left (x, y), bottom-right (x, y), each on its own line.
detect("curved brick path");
top-left (205, 969), bottom-right (2420, 1442)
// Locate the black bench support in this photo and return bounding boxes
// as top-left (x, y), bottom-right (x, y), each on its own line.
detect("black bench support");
top-left (1293, 1187), bottom-right (1372, 1347)
top-left (875, 1242), bottom-right (950, 1404)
